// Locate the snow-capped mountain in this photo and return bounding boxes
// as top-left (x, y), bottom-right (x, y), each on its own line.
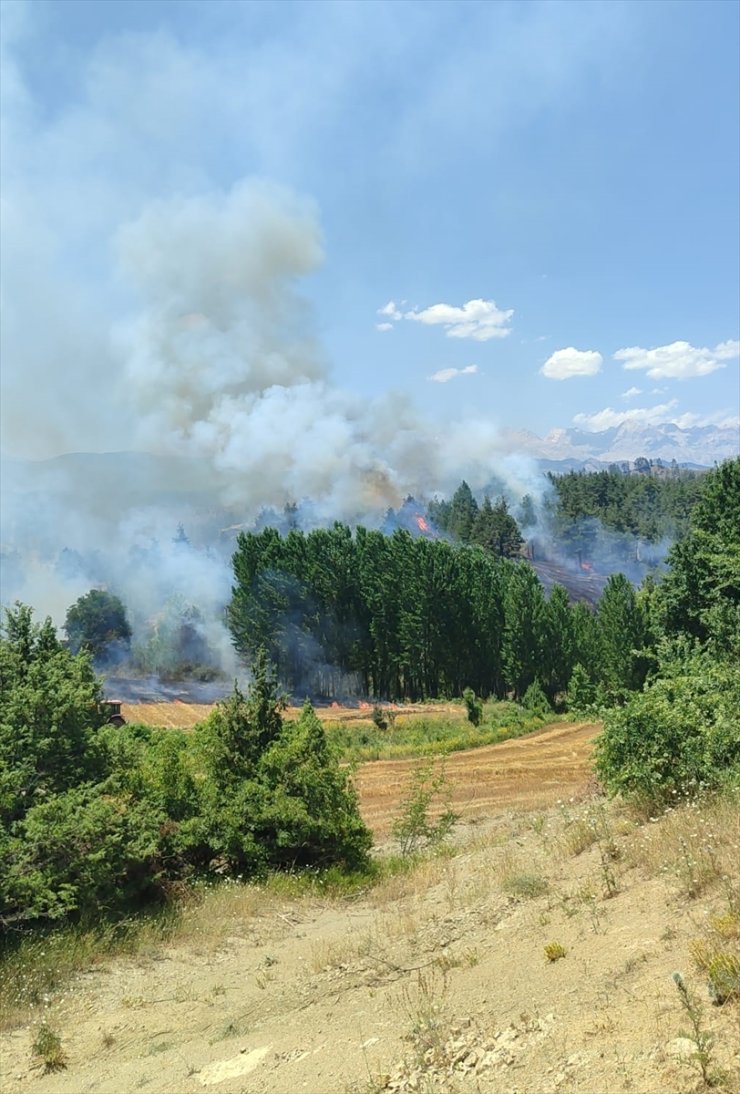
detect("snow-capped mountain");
top-left (503, 422), bottom-right (739, 469)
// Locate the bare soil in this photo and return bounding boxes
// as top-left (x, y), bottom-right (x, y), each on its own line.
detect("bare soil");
top-left (3, 723), bottom-right (738, 1094)
top-left (355, 721), bottom-right (598, 838)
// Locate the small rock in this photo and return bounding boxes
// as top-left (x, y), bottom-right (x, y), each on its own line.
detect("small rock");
top-left (666, 1037), bottom-right (696, 1059)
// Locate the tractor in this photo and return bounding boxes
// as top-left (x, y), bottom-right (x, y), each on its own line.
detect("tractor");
top-left (101, 700), bottom-right (126, 727)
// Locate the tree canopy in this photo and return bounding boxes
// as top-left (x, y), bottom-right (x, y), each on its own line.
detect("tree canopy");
top-left (63, 589), bottom-right (131, 660)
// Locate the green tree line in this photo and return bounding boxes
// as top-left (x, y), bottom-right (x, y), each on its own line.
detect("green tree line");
top-left (228, 524), bottom-right (651, 703)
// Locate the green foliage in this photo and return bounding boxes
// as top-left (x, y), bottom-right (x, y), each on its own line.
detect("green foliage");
top-left (391, 759), bottom-right (458, 856)
top-left (63, 589), bottom-right (131, 659)
top-left (257, 701), bottom-right (372, 870)
top-left (546, 464), bottom-right (704, 544)
top-left (327, 705), bottom-right (559, 763)
top-left (32, 1023), bottom-right (67, 1071)
top-left (228, 523), bottom-right (513, 700)
top-left (596, 573), bottom-right (650, 699)
top-left (462, 688), bottom-right (483, 726)
top-left (192, 671), bottom-right (371, 874)
top-left (658, 458), bottom-right (740, 646)
top-left (196, 652), bottom-right (285, 789)
top-left (595, 653), bottom-right (740, 806)
top-left (566, 663), bottom-right (597, 713)
top-left (2, 786), bottom-right (163, 924)
top-left (470, 496), bottom-right (524, 557)
top-left (503, 563), bottom-right (547, 698)
top-left (1, 616), bottom-right (370, 930)
top-left (0, 604), bottom-right (107, 827)
top-left (522, 680), bottom-right (551, 717)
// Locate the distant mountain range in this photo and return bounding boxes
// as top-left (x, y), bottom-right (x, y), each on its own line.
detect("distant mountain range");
top-left (502, 421), bottom-right (739, 471)
top-left (1, 423), bottom-right (737, 536)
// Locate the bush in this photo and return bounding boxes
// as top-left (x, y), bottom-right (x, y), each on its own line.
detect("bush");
top-left (595, 656), bottom-right (740, 806)
top-left (1, 787), bottom-right (163, 925)
top-left (1, 611), bottom-right (372, 930)
top-left (192, 665), bottom-right (372, 874)
top-left (462, 688), bottom-right (483, 727)
top-left (371, 705), bottom-right (388, 731)
top-left (522, 680), bottom-right (551, 717)
top-left (391, 759), bottom-right (458, 856)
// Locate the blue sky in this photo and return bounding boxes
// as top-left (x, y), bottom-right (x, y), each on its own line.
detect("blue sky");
top-left (1, 0), bottom-right (738, 461)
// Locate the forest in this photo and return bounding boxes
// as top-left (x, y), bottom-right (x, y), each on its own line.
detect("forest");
top-left (0, 458), bottom-right (738, 932)
top-left (227, 524), bottom-right (640, 701)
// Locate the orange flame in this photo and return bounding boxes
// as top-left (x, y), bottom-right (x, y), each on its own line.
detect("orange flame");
top-left (416, 515), bottom-right (430, 534)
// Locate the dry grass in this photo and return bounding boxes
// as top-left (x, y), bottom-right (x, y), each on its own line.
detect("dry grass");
top-left (625, 790), bottom-right (740, 905)
top-left (493, 848), bottom-right (550, 901)
top-left (120, 701), bottom-right (465, 731)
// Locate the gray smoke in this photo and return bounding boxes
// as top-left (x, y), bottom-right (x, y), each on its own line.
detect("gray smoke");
top-left (1, 180), bottom-right (544, 670)
top-left (113, 180), bottom-right (537, 520)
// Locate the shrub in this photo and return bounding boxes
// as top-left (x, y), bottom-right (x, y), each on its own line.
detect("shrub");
top-left (522, 680), bottom-right (551, 717)
top-left (1, 786), bottom-right (163, 925)
top-left (544, 941), bottom-right (566, 962)
top-left (392, 759), bottom-right (458, 856)
top-left (595, 656), bottom-right (740, 806)
top-left (462, 688), bottom-right (483, 727)
top-left (371, 705), bottom-right (388, 731)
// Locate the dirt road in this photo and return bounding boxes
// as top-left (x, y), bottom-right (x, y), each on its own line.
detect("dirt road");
top-left (355, 721), bottom-right (600, 837)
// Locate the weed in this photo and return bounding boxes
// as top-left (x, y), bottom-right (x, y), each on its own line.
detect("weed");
top-left (400, 968), bottom-right (450, 1067)
top-left (502, 872), bottom-right (549, 900)
top-left (435, 946), bottom-right (480, 973)
top-left (101, 1030), bottom-right (115, 1048)
top-left (32, 1023), bottom-right (67, 1072)
top-left (392, 759), bottom-right (458, 856)
top-left (544, 941), bottom-right (567, 962)
top-left (671, 971), bottom-right (723, 1087)
top-left (211, 1021), bottom-right (243, 1043)
top-left (690, 941), bottom-right (740, 1005)
top-left (598, 843), bottom-right (620, 899)
top-left (710, 911), bottom-right (740, 940)
top-left (147, 1040), bottom-right (173, 1056)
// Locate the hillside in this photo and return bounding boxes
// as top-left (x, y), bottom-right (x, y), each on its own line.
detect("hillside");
top-left (2, 725), bottom-right (738, 1094)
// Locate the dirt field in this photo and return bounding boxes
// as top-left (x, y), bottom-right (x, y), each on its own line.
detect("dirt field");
top-left (119, 701), bottom-right (465, 730)
top-left (355, 721), bottom-right (598, 838)
top-left (3, 724), bottom-right (738, 1094)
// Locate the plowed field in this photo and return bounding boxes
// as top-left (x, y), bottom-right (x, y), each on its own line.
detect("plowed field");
top-left (355, 720), bottom-right (600, 837)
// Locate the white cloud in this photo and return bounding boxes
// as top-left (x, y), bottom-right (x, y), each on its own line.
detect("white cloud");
top-left (621, 386), bottom-right (642, 398)
top-left (405, 299), bottom-right (513, 341)
top-left (673, 410), bottom-right (740, 430)
top-left (428, 364), bottom-right (479, 384)
top-left (377, 300), bottom-right (402, 321)
top-left (540, 347), bottom-right (602, 380)
top-left (615, 339), bottom-right (739, 380)
top-left (573, 401), bottom-right (679, 431)
top-left (715, 340), bottom-right (740, 360)
top-left (376, 322), bottom-right (393, 332)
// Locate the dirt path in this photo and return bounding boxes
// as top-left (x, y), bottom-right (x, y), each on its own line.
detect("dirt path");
top-left (356, 721), bottom-right (599, 838)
